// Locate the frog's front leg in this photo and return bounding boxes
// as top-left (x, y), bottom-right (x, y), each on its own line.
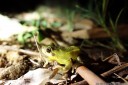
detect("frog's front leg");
top-left (43, 57), bottom-right (51, 67)
top-left (43, 58), bottom-right (54, 67)
top-left (43, 59), bottom-right (49, 67)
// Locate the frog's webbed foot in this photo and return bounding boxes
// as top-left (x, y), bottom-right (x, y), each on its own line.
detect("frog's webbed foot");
top-left (72, 61), bottom-right (83, 73)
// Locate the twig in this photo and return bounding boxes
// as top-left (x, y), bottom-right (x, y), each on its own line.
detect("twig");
top-left (76, 66), bottom-right (106, 85)
top-left (114, 73), bottom-right (128, 84)
top-left (49, 68), bottom-right (59, 79)
top-left (70, 80), bottom-right (88, 85)
top-left (0, 45), bottom-right (40, 56)
top-left (102, 53), bottom-right (121, 65)
top-left (101, 63), bottom-right (128, 77)
top-left (33, 35), bottom-right (46, 62)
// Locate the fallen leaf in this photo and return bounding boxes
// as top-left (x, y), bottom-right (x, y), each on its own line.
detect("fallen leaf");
top-left (0, 68), bottom-right (65, 85)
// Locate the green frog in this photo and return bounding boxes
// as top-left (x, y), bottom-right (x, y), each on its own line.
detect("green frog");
top-left (41, 44), bottom-right (80, 72)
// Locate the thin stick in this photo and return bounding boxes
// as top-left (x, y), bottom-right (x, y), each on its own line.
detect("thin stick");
top-left (114, 73), bottom-right (128, 84)
top-left (33, 34), bottom-right (46, 62)
top-left (101, 63), bottom-right (128, 77)
top-left (70, 80), bottom-right (88, 85)
top-left (0, 45), bottom-right (39, 56)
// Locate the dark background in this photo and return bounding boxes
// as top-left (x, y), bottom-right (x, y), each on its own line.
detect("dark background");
top-left (0, 0), bottom-right (127, 23)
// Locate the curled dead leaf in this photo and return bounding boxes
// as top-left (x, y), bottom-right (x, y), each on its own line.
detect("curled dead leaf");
top-left (0, 57), bottom-right (31, 80)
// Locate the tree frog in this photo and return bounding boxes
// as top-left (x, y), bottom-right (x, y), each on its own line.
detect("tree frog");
top-left (41, 44), bottom-right (80, 72)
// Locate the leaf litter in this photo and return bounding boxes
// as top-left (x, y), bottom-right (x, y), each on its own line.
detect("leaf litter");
top-left (0, 10), bottom-right (128, 85)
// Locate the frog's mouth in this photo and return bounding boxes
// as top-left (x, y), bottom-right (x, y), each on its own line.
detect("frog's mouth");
top-left (59, 64), bottom-right (65, 66)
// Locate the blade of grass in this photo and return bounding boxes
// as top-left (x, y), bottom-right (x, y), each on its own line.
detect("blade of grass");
top-left (109, 17), bottom-right (115, 33)
top-left (115, 8), bottom-right (124, 29)
top-left (102, 0), bottom-right (109, 18)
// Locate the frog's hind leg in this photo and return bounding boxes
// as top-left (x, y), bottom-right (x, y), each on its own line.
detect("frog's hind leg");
top-left (63, 61), bottom-right (72, 73)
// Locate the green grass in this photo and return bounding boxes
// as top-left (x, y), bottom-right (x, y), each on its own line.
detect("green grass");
top-left (78, 0), bottom-right (126, 52)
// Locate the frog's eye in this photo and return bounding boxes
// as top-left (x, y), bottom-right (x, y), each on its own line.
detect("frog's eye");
top-left (46, 47), bottom-right (51, 53)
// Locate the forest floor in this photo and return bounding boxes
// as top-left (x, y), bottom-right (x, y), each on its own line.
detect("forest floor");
top-left (0, 6), bottom-right (128, 85)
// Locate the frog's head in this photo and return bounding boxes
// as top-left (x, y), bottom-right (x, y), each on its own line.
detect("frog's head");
top-left (41, 45), bottom-right (56, 57)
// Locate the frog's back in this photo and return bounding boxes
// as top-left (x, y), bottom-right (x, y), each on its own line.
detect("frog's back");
top-left (58, 46), bottom-right (80, 60)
